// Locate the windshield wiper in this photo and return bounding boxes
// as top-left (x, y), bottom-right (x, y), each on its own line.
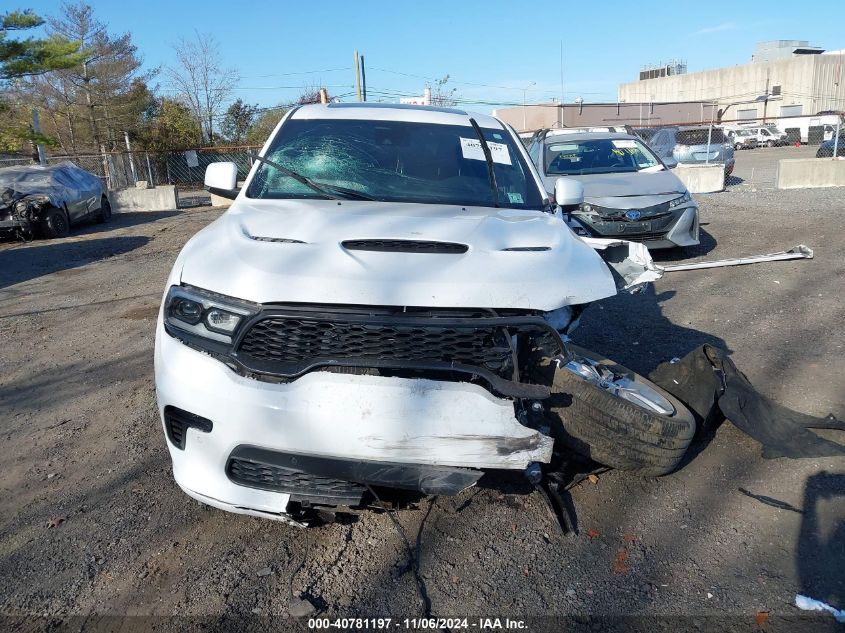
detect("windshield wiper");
top-left (249, 152), bottom-right (375, 201)
top-left (468, 118), bottom-right (499, 208)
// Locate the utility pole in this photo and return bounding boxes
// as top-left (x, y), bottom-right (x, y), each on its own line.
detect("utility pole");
top-left (354, 50), bottom-right (362, 102)
top-left (31, 109), bottom-right (47, 166)
top-left (360, 54), bottom-right (367, 102)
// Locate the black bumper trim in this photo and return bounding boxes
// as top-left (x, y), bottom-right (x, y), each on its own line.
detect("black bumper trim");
top-left (226, 445), bottom-right (484, 499)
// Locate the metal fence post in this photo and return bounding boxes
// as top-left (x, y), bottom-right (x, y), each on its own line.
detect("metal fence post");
top-left (145, 152), bottom-right (155, 186)
top-left (834, 119), bottom-right (841, 159)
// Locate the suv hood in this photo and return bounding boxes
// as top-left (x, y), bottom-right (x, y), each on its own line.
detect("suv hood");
top-left (542, 170), bottom-right (686, 208)
top-left (176, 199), bottom-right (621, 311)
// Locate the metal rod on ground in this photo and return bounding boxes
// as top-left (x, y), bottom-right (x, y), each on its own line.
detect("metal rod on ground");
top-left (660, 245), bottom-right (813, 272)
top-left (124, 131), bottom-right (138, 184)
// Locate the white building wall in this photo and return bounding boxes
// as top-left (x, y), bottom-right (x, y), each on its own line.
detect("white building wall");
top-left (618, 54), bottom-right (845, 122)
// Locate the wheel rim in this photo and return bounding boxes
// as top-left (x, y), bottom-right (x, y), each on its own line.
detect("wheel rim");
top-left (55, 213), bottom-right (68, 234)
top-left (562, 356), bottom-right (676, 416)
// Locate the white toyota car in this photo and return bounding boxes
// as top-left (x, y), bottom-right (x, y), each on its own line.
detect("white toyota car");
top-left (155, 103), bottom-right (694, 525)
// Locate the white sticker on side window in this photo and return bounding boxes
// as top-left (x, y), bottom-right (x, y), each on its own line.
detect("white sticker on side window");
top-left (460, 137), bottom-right (512, 165)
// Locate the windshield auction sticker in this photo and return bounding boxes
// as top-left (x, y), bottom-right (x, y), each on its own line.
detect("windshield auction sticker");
top-left (460, 137), bottom-right (512, 165)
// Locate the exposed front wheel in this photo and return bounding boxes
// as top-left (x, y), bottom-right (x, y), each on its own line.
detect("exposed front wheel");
top-left (546, 345), bottom-right (696, 476)
top-left (40, 207), bottom-right (70, 239)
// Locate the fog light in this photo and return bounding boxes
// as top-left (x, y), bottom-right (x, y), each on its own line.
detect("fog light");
top-left (205, 308), bottom-right (241, 333)
top-left (170, 298), bottom-right (203, 324)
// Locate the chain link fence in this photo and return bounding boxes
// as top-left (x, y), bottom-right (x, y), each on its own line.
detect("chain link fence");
top-left (2, 146), bottom-right (261, 208)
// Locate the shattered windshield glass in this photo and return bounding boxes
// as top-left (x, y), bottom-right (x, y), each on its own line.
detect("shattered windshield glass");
top-left (544, 138), bottom-right (662, 175)
top-left (246, 119), bottom-right (544, 209)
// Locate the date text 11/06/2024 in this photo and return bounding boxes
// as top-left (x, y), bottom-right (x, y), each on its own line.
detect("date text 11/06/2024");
top-left (308, 618), bottom-right (528, 630)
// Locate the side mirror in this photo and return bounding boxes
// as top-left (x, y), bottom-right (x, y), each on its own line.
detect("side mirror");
top-left (205, 162), bottom-right (239, 199)
top-left (663, 156), bottom-right (678, 169)
top-left (554, 177), bottom-right (584, 207)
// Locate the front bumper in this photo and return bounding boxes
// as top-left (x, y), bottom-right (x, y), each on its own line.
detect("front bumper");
top-left (569, 206), bottom-right (699, 249)
top-left (155, 323), bottom-right (554, 519)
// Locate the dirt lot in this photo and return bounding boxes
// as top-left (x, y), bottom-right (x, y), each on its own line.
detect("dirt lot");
top-left (1, 185), bottom-right (843, 632)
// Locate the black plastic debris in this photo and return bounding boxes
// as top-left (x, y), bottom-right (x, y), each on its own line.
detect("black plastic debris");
top-left (650, 345), bottom-right (845, 459)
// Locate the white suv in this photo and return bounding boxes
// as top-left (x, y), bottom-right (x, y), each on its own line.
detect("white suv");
top-left (155, 104), bottom-right (693, 524)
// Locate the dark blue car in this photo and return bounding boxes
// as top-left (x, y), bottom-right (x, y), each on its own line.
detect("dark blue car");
top-left (816, 135), bottom-right (845, 158)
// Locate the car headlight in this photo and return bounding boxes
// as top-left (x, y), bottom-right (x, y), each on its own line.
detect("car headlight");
top-left (164, 285), bottom-right (257, 344)
top-left (668, 192), bottom-right (692, 208)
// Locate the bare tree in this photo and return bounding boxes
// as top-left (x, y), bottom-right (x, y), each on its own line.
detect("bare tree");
top-left (166, 32), bottom-right (237, 144)
top-left (429, 75), bottom-right (458, 107)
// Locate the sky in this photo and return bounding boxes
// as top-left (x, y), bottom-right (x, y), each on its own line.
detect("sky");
top-left (16, 0), bottom-right (845, 114)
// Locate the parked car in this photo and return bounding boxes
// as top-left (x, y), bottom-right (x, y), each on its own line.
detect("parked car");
top-left (648, 126), bottom-right (735, 176)
top-left (730, 129), bottom-right (759, 150)
top-left (632, 127), bottom-right (658, 142)
top-left (525, 131), bottom-right (699, 249)
top-left (816, 135), bottom-right (845, 157)
top-left (155, 103), bottom-right (694, 524)
top-left (0, 162), bottom-right (111, 239)
top-left (746, 126), bottom-right (788, 147)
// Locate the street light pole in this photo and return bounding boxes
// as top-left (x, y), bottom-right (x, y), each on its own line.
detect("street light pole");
top-left (522, 81), bottom-right (536, 131)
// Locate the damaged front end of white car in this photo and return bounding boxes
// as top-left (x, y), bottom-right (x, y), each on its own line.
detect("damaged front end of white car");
top-left (154, 104), bottom-right (691, 526)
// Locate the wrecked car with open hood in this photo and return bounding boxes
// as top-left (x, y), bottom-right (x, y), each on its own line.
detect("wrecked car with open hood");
top-left (0, 162), bottom-right (111, 239)
top-left (154, 103), bottom-right (693, 525)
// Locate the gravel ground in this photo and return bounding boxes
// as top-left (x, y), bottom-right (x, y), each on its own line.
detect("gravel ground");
top-left (0, 188), bottom-right (843, 633)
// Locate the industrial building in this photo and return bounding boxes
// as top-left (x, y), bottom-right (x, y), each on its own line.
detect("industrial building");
top-left (493, 100), bottom-right (716, 133)
top-left (618, 41), bottom-right (844, 123)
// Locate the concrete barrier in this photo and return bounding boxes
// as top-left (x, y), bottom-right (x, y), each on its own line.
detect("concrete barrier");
top-left (777, 158), bottom-right (845, 189)
top-left (209, 182), bottom-right (245, 208)
top-left (673, 163), bottom-right (725, 194)
top-left (111, 185), bottom-right (178, 212)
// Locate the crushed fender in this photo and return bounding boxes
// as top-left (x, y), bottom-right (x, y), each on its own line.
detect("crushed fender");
top-left (581, 236), bottom-right (663, 291)
top-left (650, 345), bottom-right (845, 459)
top-left (660, 244), bottom-right (813, 272)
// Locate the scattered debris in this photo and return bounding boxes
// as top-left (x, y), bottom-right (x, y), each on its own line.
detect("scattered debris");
top-left (588, 474), bottom-right (600, 484)
top-left (623, 533), bottom-right (637, 543)
top-left (586, 528), bottom-right (601, 540)
top-left (755, 611), bottom-right (770, 627)
top-left (660, 244), bottom-right (813, 272)
top-left (650, 345), bottom-right (845, 459)
top-left (46, 516), bottom-right (66, 529)
top-left (256, 567), bottom-right (273, 577)
top-left (289, 595), bottom-right (317, 618)
top-left (612, 549), bottom-right (629, 574)
top-left (794, 594), bottom-right (845, 622)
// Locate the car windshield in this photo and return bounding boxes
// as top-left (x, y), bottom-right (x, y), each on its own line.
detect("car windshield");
top-left (544, 138), bottom-right (662, 175)
top-left (677, 129), bottom-right (727, 145)
top-left (246, 118), bottom-right (544, 210)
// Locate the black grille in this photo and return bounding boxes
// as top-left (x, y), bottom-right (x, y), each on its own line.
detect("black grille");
top-left (341, 239), bottom-right (468, 254)
top-left (227, 457), bottom-right (366, 505)
top-left (619, 231), bottom-right (670, 243)
top-left (237, 316), bottom-right (511, 375)
top-left (164, 406), bottom-right (213, 450)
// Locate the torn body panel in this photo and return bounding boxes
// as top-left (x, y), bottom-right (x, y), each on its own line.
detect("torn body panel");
top-left (580, 236), bottom-right (664, 291)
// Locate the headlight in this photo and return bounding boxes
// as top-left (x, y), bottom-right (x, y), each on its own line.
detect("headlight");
top-left (668, 192), bottom-right (692, 208)
top-left (164, 285), bottom-right (257, 344)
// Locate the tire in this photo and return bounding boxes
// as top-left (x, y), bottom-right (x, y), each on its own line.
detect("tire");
top-left (98, 196), bottom-right (112, 223)
top-left (766, 140), bottom-right (775, 148)
top-left (546, 345), bottom-right (696, 476)
top-left (734, 143), bottom-right (742, 151)
top-left (40, 207), bottom-right (70, 239)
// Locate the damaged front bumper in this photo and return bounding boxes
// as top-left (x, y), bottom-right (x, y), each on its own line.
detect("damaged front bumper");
top-left (155, 323), bottom-right (554, 521)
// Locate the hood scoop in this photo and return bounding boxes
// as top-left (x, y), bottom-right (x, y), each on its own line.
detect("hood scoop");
top-left (341, 239), bottom-right (468, 254)
top-left (248, 235), bottom-right (306, 244)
